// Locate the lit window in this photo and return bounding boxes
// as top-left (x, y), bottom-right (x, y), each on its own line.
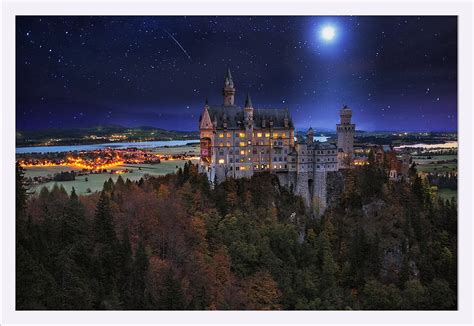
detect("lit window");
top-left (219, 143), bottom-right (224, 147)
top-left (273, 165), bottom-right (277, 169)
top-left (218, 133), bottom-right (224, 138)
top-left (227, 142), bottom-right (231, 147)
top-left (257, 132), bottom-right (262, 137)
top-left (265, 133), bottom-right (270, 137)
top-left (240, 150), bottom-right (246, 155)
top-left (239, 142), bottom-right (246, 147)
top-left (273, 133), bottom-right (278, 139)
top-left (227, 133), bottom-right (231, 138)
top-left (218, 159), bottom-right (225, 164)
top-left (239, 133), bottom-right (245, 138)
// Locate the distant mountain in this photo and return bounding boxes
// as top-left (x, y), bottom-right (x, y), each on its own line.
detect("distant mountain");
top-left (16, 125), bottom-right (200, 147)
top-left (295, 127), bottom-right (334, 133)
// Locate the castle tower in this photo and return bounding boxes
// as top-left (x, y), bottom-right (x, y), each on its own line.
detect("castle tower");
top-left (199, 98), bottom-right (215, 181)
top-left (223, 69), bottom-right (235, 106)
top-left (306, 127), bottom-right (315, 144)
top-left (400, 150), bottom-right (411, 179)
top-left (337, 105), bottom-right (355, 168)
top-left (244, 93), bottom-right (254, 127)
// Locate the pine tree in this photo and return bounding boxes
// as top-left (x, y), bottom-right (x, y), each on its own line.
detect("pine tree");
top-left (119, 228), bottom-right (133, 308)
top-left (133, 240), bottom-right (149, 304)
top-left (123, 238), bottom-right (149, 309)
top-left (116, 175), bottom-right (125, 189)
top-left (94, 191), bottom-right (117, 244)
top-left (92, 191), bottom-right (120, 308)
top-left (319, 220), bottom-right (338, 291)
top-left (16, 162), bottom-right (28, 221)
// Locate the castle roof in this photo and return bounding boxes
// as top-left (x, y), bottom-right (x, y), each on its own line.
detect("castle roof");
top-left (313, 142), bottom-right (337, 150)
top-left (296, 137), bottom-right (337, 149)
top-left (244, 94), bottom-right (253, 108)
top-left (206, 105), bottom-right (294, 130)
top-left (224, 69), bottom-right (234, 88)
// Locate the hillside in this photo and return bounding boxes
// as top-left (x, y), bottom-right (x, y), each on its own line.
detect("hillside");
top-left (16, 125), bottom-right (199, 147)
top-left (15, 162), bottom-right (456, 310)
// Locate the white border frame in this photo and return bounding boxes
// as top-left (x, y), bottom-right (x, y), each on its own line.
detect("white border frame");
top-left (2, 0), bottom-right (473, 325)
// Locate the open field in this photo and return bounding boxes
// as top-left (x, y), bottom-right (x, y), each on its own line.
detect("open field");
top-left (25, 159), bottom-right (198, 195)
top-left (437, 188), bottom-right (457, 201)
top-left (412, 154), bottom-right (457, 173)
top-left (149, 144), bottom-right (200, 156)
top-left (412, 154), bottom-right (457, 164)
top-left (416, 163), bottom-right (457, 173)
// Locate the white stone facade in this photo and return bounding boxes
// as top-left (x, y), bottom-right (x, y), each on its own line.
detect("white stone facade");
top-left (199, 71), bottom-right (355, 216)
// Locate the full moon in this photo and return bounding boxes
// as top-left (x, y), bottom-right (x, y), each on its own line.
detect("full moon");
top-left (321, 26), bottom-right (336, 41)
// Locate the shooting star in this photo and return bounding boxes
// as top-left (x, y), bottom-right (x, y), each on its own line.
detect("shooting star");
top-left (163, 29), bottom-right (191, 60)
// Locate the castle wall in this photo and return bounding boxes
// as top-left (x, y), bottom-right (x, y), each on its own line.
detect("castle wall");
top-left (275, 172), bottom-right (288, 188)
top-left (295, 171), bottom-right (311, 207)
top-left (312, 171), bottom-right (327, 216)
top-left (326, 171), bottom-right (345, 208)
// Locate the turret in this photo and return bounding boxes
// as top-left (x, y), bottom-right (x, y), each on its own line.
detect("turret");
top-left (244, 94), bottom-right (254, 121)
top-left (199, 98), bottom-right (212, 130)
top-left (306, 127), bottom-right (315, 144)
top-left (213, 114), bottom-right (218, 128)
top-left (336, 104), bottom-right (356, 168)
top-left (339, 104), bottom-right (352, 125)
top-left (222, 69), bottom-right (235, 106)
top-left (284, 109), bottom-right (289, 128)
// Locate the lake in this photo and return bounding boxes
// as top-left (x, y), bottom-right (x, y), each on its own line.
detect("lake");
top-left (17, 136), bottom-right (329, 154)
top-left (394, 141), bottom-right (458, 150)
top-left (16, 139), bottom-right (200, 154)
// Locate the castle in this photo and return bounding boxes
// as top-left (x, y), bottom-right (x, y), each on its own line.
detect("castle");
top-left (199, 70), bottom-right (355, 214)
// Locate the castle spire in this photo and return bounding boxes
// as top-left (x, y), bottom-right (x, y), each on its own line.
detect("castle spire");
top-left (225, 68), bottom-right (234, 87)
top-left (223, 68), bottom-right (236, 106)
top-left (244, 93), bottom-right (254, 125)
top-left (244, 93), bottom-right (253, 108)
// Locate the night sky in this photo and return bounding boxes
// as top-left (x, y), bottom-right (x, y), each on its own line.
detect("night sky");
top-left (16, 16), bottom-right (457, 132)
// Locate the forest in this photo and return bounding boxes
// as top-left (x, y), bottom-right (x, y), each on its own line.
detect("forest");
top-left (16, 159), bottom-right (457, 310)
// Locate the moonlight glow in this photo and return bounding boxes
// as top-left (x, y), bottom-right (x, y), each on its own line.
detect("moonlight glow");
top-left (16, 16), bottom-right (457, 132)
top-left (321, 25), bottom-right (336, 41)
